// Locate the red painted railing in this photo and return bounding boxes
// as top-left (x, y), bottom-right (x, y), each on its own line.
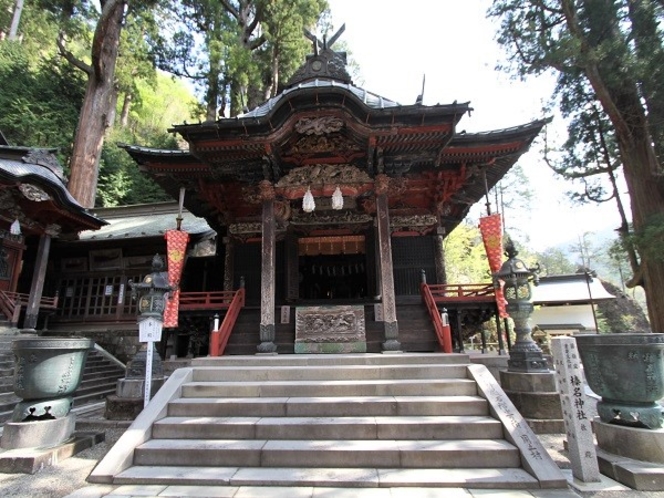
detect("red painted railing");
top-left (208, 287), bottom-right (245, 357)
top-left (425, 283), bottom-right (496, 303)
top-left (179, 291), bottom-right (237, 311)
top-left (420, 283), bottom-right (497, 353)
top-left (0, 291), bottom-right (59, 326)
top-left (420, 283), bottom-right (453, 353)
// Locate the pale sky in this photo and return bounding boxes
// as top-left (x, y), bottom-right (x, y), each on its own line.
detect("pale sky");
top-left (326, 0), bottom-right (627, 253)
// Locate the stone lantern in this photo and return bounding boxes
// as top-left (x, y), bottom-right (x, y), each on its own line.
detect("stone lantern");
top-left (105, 254), bottom-right (171, 419)
top-left (127, 254), bottom-right (172, 380)
top-left (493, 238), bottom-right (548, 373)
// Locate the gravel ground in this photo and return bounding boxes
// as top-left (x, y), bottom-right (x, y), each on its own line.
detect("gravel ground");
top-left (0, 423), bottom-right (124, 498)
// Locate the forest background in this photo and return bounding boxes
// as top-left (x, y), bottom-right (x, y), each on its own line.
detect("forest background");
top-left (0, 0), bottom-right (655, 329)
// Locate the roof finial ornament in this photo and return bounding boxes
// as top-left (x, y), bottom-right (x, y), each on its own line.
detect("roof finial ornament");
top-left (304, 29), bottom-right (321, 56)
top-left (415, 74), bottom-right (426, 105)
top-left (288, 24), bottom-right (352, 87)
top-left (304, 24), bottom-right (346, 55)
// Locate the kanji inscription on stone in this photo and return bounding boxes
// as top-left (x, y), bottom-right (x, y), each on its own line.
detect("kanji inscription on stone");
top-left (551, 337), bottom-right (601, 483)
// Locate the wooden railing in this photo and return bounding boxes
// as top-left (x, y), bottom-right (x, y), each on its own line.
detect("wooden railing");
top-left (420, 283), bottom-right (453, 353)
top-left (0, 291), bottom-right (59, 326)
top-left (425, 283), bottom-right (496, 303)
top-left (179, 291), bottom-right (238, 311)
top-left (208, 287), bottom-right (245, 357)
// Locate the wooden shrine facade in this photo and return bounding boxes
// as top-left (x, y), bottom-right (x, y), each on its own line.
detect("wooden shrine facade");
top-left (119, 32), bottom-right (548, 353)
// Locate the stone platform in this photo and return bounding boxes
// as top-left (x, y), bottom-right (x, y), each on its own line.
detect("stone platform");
top-left (593, 418), bottom-right (664, 490)
top-left (0, 431), bottom-right (104, 474)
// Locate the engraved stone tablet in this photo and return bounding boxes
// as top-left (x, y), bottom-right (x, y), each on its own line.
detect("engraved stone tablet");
top-left (551, 337), bottom-right (601, 483)
top-left (295, 305), bottom-right (366, 353)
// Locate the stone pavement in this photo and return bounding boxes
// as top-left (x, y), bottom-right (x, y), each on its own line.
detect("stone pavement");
top-left (56, 414), bottom-right (655, 498)
top-left (1, 407), bottom-right (662, 497)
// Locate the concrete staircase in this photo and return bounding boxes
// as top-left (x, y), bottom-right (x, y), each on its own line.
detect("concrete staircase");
top-left (0, 329), bottom-right (126, 424)
top-left (89, 353), bottom-right (567, 490)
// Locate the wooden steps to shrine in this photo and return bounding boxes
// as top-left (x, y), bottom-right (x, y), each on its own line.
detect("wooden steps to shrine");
top-left (222, 301), bottom-right (439, 355)
top-left (89, 353), bottom-right (567, 490)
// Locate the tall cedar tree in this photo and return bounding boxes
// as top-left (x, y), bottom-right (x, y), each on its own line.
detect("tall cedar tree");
top-left (490, 0), bottom-right (664, 331)
top-left (153, 0), bottom-right (327, 119)
top-left (57, 0), bottom-right (126, 208)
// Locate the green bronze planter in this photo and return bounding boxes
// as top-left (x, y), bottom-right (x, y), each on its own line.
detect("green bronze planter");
top-left (11, 337), bottom-right (94, 422)
top-left (575, 333), bottom-right (664, 429)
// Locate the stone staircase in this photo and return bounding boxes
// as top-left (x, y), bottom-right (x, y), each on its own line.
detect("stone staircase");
top-left (89, 353), bottom-right (567, 490)
top-left (0, 328), bottom-right (126, 424)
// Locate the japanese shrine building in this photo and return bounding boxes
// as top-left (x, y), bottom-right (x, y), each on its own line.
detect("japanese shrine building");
top-left (112, 32), bottom-right (548, 356)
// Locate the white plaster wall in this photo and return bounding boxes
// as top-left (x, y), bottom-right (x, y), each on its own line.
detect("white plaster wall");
top-left (532, 304), bottom-right (597, 331)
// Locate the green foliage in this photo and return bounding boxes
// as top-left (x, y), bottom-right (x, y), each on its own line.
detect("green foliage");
top-left (444, 222), bottom-right (492, 283)
top-left (98, 73), bottom-right (196, 207)
top-left (0, 42), bottom-right (84, 161)
top-left (534, 247), bottom-right (577, 276)
top-left (97, 133), bottom-right (173, 207)
top-left (152, 0), bottom-right (328, 118)
top-left (633, 212), bottom-right (664, 262)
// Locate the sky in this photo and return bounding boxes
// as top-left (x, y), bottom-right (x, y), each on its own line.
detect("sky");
top-left (325, 0), bottom-right (627, 253)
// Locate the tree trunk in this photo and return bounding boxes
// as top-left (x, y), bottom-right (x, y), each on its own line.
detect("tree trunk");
top-left (565, 0), bottom-right (664, 330)
top-left (67, 0), bottom-right (125, 209)
top-left (8, 0), bottom-right (25, 40)
top-left (119, 92), bottom-right (132, 128)
top-left (617, 123), bottom-right (664, 332)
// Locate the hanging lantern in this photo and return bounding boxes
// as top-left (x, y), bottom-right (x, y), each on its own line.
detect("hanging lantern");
top-left (331, 186), bottom-right (344, 210)
top-left (303, 187), bottom-right (316, 213)
top-left (10, 219), bottom-right (21, 235)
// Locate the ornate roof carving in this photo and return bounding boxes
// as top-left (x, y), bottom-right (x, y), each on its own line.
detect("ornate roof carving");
top-left (276, 164), bottom-right (372, 189)
top-left (286, 25), bottom-right (352, 87)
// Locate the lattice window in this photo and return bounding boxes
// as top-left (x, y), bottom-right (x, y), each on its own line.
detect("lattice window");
top-left (392, 236), bottom-right (437, 295)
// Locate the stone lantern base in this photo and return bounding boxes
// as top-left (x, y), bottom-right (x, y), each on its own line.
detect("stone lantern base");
top-left (507, 350), bottom-right (550, 373)
top-left (499, 369), bottom-right (564, 434)
top-left (104, 376), bottom-right (165, 421)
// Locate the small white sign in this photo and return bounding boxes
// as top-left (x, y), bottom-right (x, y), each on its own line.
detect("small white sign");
top-left (139, 316), bottom-right (163, 342)
top-left (281, 306), bottom-right (290, 324)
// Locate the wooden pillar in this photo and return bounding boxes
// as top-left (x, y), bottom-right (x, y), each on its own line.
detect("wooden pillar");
top-left (285, 231), bottom-right (299, 301)
top-left (257, 181), bottom-right (277, 353)
top-left (375, 175), bottom-right (400, 352)
top-left (223, 237), bottom-right (235, 291)
top-left (24, 230), bottom-right (53, 329)
top-left (455, 309), bottom-right (465, 353)
top-left (434, 231), bottom-right (447, 284)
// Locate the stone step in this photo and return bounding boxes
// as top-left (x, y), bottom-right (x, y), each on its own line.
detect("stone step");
top-left (191, 353), bottom-right (469, 368)
top-left (79, 372), bottom-right (122, 383)
top-left (181, 378), bottom-right (477, 398)
top-left (167, 395), bottom-right (489, 418)
top-left (112, 465), bottom-right (540, 489)
top-left (152, 415), bottom-right (504, 440)
top-left (88, 355), bottom-right (568, 490)
top-left (133, 438), bottom-right (521, 469)
top-left (190, 363), bottom-right (468, 382)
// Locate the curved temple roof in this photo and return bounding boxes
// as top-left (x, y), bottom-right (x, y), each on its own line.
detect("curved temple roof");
top-left (0, 146), bottom-right (106, 235)
top-left (123, 30), bottom-right (550, 239)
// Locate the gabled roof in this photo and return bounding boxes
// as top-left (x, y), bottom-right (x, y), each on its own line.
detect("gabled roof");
top-left (533, 274), bottom-right (616, 305)
top-left (79, 202), bottom-right (213, 242)
top-left (0, 146), bottom-right (106, 234)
